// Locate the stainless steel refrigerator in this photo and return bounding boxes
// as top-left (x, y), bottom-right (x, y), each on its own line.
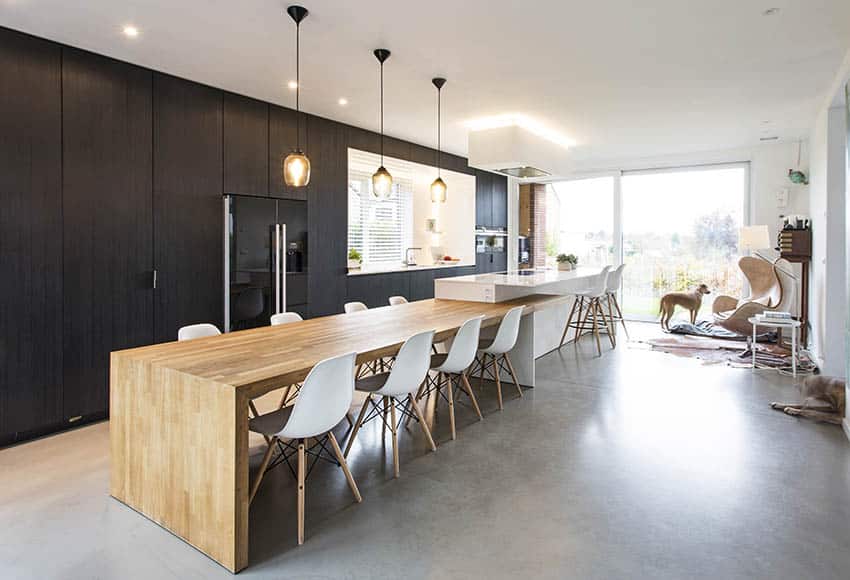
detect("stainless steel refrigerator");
top-left (223, 195), bottom-right (308, 332)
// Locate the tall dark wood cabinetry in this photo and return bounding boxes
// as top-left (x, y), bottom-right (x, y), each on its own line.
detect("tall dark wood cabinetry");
top-left (0, 30), bottom-right (63, 442)
top-left (223, 93), bottom-right (268, 196)
top-left (62, 49), bottom-right (154, 420)
top-left (475, 170), bottom-right (508, 229)
top-left (153, 74), bottom-right (224, 342)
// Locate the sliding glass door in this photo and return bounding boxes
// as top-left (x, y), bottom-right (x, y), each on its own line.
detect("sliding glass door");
top-left (544, 177), bottom-right (615, 268)
top-left (620, 164), bottom-right (748, 320)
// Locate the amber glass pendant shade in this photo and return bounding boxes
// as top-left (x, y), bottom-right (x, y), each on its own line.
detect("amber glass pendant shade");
top-left (284, 150), bottom-right (311, 187)
top-left (430, 177), bottom-right (447, 203)
top-left (372, 165), bottom-right (393, 198)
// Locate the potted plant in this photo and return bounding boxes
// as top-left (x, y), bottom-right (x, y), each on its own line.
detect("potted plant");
top-left (557, 253), bottom-right (578, 271)
top-left (347, 248), bottom-right (362, 270)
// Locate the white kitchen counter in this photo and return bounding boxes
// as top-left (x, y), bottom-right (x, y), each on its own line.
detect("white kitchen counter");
top-left (347, 262), bottom-right (473, 276)
top-left (435, 266), bottom-right (606, 364)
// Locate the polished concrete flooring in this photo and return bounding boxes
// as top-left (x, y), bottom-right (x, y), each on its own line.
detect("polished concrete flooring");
top-left (1, 324), bottom-right (849, 579)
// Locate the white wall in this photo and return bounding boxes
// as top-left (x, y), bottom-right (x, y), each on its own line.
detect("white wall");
top-left (411, 168), bottom-right (475, 265)
top-left (808, 105), bottom-right (848, 377)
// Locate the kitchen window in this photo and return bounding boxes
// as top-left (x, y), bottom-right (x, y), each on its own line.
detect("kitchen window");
top-left (348, 149), bottom-right (414, 265)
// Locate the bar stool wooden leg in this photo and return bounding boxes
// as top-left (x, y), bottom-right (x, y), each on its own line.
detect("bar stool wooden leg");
top-left (297, 440), bottom-right (306, 545)
top-left (600, 298), bottom-right (616, 348)
top-left (612, 293), bottom-right (630, 339)
top-left (328, 431), bottom-right (361, 502)
top-left (577, 297), bottom-right (593, 348)
top-left (560, 296), bottom-right (581, 347)
top-left (590, 298), bottom-right (602, 356)
top-left (344, 395), bottom-right (372, 457)
top-left (408, 393), bottom-right (436, 451)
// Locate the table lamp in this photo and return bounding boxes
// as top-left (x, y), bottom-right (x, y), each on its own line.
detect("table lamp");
top-left (739, 225), bottom-right (771, 261)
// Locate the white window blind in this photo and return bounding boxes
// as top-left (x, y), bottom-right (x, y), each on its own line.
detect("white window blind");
top-left (348, 149), bottom-right (414, 265)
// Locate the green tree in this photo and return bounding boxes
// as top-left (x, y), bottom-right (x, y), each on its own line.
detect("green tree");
top-left (694, 211), bottom-right (737, 258)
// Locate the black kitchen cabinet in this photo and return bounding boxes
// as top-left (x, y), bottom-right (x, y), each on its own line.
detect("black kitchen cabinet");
top-left (476, 251), bottom-right (507, 274)
top-left (492, 174), bottom-right (508, 229)
top-left (269, 104), bottom-right (308, 200)
top-left (62, 49), bottom-right (154, 420)
top-left (347, 272), bottom-right (411, 308)
top-left (153, 74), bottom-right (223, 342)
top-left (224, 92), bottom-right (269, 196)
top-left (409, 269), bottom-right (435, 301)
top-left (0, 29), bottom-right (63, 443)
top-left (475, 170), bottom-right (493, 228)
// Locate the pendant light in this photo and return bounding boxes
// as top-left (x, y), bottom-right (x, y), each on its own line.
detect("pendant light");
top-left (372, 48), bottom-right (393, 199)
top-left (283, 5), bottom-right (311, 188)
top-left (430, 77), bottom-right (447, 203)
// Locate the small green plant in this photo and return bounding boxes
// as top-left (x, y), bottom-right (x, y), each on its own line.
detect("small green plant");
top-left (348, 248), bottom-right (362, 262)
top-left (557, 253), bottom-right (578, 264)
top-left (566, 254), bottom-right (578, 265)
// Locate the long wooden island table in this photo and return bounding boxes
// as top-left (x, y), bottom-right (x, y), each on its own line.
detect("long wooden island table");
top-left (110, 294), bottom-right (568, 572)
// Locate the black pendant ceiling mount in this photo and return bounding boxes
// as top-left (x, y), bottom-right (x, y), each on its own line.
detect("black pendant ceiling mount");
top-left (372, 48), bottom-right (393, 199)
top-left (430, 77), bottom-right (447, 203)
top-left (283, 5), bottom-right (311, 187)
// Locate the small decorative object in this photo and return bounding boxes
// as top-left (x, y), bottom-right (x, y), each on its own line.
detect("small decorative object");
top-left (425, 218), bottom-right (438, 233)
top-left (348, 248), bottom-right (362, 270)
top-left (788, 168), bottom-right (808, 185)
top-left (556, 253), bottom-right (577, 271)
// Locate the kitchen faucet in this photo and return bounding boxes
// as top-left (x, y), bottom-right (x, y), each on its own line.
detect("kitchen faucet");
top-left (404, 247), bottom-right (421, 266)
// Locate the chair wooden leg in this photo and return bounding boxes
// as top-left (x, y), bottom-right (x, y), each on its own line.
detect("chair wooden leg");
top-left (344, 395), bottom-right (371, 457)
top-left (460, 372), bottom-right (483, 420)
top-left (446, 374), bottom-right (456, 440)
top-left (381, 396), bottom-right (388, 439)
top-left (479, 353), bottom-right (488, 390)
top-left (249, 436), bottom-right (277, 505)
top-left (503, 353), bottom-right (523, 398)
top-left (328, 431), bottom-right (362, 502)
top-left (560, 296), bottom-right (581, 347)
top-left (408, 393), bottom-right (436, 451)
top-left (389, 400), bottom-right (399, 478)
top-left (277, 385), bottom-right (293, 409)
top-left (612, 293), bottom-right (630, 339)
top-left (297, 440), bottom-right (305, 545)
top-left (493, 358), bottom-right (503, 411)
top-left (590, 298), bottom-right (602, 356)
top-left (601, 298), bottom-right (616, 348)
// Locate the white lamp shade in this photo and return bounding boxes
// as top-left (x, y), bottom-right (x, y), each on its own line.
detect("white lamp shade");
top-left (739, 225), bottom-right (771, 251)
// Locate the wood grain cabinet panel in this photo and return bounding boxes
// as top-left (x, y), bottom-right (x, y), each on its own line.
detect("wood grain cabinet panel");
top-left (153, 74), bottom-right (223, 342)
top-left (0, 29), bottom-right (63, 442)
top-left (62, 48), bottom-right (154, 420)
top-left (223, 93), bottom-right (269, 196)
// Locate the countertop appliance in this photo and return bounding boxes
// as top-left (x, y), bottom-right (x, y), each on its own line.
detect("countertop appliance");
top-left (224, 195), bottom-right (308, 331)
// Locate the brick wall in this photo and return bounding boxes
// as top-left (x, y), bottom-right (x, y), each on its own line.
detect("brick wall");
top-left (528, 183), bottom-right (547, 268)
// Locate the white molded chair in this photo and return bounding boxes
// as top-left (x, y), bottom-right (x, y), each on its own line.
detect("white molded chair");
top-left (415, 315), bottom-right (485, 440)
top-left (248, 351), bottom-right (361, 545)
top-left (475, 306), bottom-right (525, 410)
top-left (388, 296), bottom-right (408, 306)
top-left (559, 266), bottom-right (613, 356)
top-left (177, 323), bottom-right (221, 341)
top-left (602, 264), bottom-right (629, 341)
top-left (344, 330), bottom-right (436, 477)
top-left (344, 301), bottom-right (368, 313)
top-left (270, 311), bottom-right (303, 326)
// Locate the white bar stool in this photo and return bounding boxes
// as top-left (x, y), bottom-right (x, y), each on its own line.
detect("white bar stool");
top-left (558, 266), bottom-right (614, 356)
top-left (475, 305), bottom-right (525, 410)
top-left (248, 351), bottom-right (361, 546)
top-left (177, 323), bottom-right (221, 341)
top-left (601, 263), bottom-right (629, 343)
top-left (414, 315), bottom-right (485, 440)
top-left (344, 330), bottom-right (437, 477)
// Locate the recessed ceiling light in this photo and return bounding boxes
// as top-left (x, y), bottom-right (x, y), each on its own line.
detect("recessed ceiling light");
top-left (762, 7), bottom-right (780, 16)
top-left (465, 114), bottom-right (576, 149)
top-left (338, 97), bottom-right (348, 106)
top-left (122, 25), bottom-right (139, 38)
top-left (287, 80), bottom-right (298, 90)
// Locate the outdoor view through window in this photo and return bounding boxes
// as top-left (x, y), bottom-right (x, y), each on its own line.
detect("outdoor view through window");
top-left (545, 165), bottom-right (747, 321)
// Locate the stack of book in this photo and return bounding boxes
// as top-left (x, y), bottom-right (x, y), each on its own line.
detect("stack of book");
top-left (756, 311), bottom-right (793, 322)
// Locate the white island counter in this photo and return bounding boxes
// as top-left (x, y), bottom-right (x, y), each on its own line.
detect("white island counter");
top-left (436, 267), bottom-right (605, 370)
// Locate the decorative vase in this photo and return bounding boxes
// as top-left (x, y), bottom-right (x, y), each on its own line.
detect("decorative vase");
top-left (558, 262), bottom-right (572, 271)
top-left (348, 259), bottom-right (361, 270)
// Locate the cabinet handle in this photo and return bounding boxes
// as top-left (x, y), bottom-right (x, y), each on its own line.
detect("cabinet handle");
top-left (152, 269), bottom-right (158, 289)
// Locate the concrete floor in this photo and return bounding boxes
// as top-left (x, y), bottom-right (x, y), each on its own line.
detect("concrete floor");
top-left (1, 324), bottom-right (848, 579)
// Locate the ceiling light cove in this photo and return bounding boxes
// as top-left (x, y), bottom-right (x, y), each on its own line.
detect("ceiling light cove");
top-left (464, 114), bottom-right (576, 149)
top-left (122, 25), bottom-right (139, 38)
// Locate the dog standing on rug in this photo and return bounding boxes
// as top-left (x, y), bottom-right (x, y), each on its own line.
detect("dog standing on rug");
top-left (658, 284), bottom-right (711, 330)
top-left (771, 375), bottom-right (846, 425)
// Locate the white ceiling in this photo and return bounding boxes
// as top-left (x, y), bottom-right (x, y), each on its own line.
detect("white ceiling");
top-left (2, 0), bottom-right (849, 168)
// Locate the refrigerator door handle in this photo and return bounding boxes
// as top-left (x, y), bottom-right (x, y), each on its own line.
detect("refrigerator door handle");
top-left (274, 224), bottom-right (281, 315)
top-left (281, 224), bottom-right (287, 313)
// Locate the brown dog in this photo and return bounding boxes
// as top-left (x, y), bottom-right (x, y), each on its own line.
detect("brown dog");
top-left (771, 375), bottom-right (846, 425)
top-left (658, 284), bottom-right (711, 330)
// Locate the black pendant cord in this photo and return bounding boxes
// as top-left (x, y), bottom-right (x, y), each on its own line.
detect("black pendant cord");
top-left (380, 60), bottom-right (384, 165)
top-left (436, 86), bottom-right (441, 178)
top-left (295, 21), bottom-right (300, 150)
